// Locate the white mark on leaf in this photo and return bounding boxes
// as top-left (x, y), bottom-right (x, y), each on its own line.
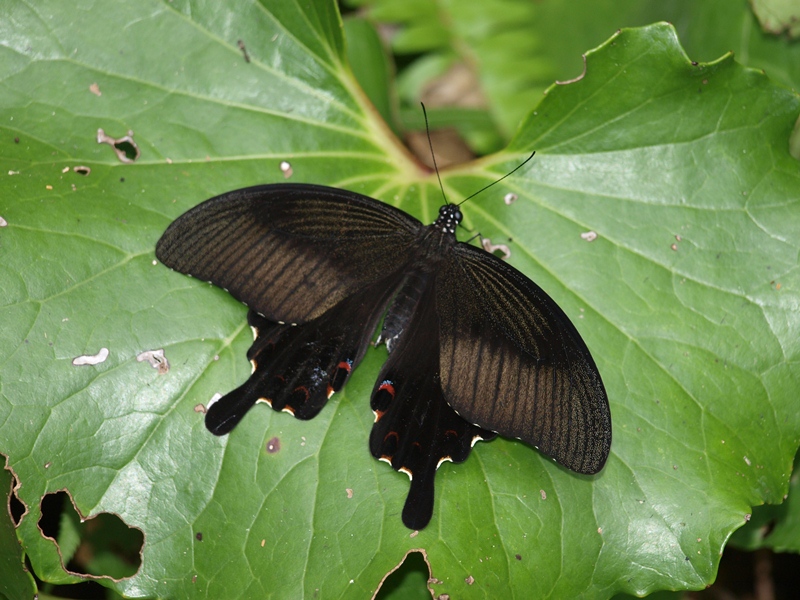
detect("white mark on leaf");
top-left (136, 349), bottom-right (170, 374)
top-left (481, 238), bottom-right (510, 260)
top-left (72, 347), bottom-right (109, 366)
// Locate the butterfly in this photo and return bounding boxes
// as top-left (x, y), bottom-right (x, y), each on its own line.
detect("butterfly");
top-left (155, 173), bottom-right (611, 530)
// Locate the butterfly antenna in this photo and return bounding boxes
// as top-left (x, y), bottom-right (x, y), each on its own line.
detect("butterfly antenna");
top-left (421, 102), bottom-right (450, 205)
top-left (458, 150), bottom-right (536, 206)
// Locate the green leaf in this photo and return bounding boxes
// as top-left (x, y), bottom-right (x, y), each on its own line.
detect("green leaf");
top-left (56, 506), bottom-right (81, 569)
top-left (343, 16), bottom-right (398, 133)
top-left (0, 457), bottom-right (36, 600)
top-left (730, 449), bottom-right (800, 553)
top-left (1, 2), bottom-right (800, 599)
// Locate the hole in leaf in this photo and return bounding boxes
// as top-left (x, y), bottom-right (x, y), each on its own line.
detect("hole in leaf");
top-left (8, 473), bottom-right (25, 526)
top-left (3, 455), bottom-right (26, 526)
top-left (375, 550), bottom-right (431, 599)
top-left (38, 491), bottom-right (143, 581)
top-left (113, 140), bottom-right (139, 162)
top-left (96, 129), bottom-right (140, 163)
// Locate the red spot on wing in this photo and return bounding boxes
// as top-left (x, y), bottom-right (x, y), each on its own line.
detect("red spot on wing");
top-left (329, 358), bottom-right (354, 393)
top-left (378, 381), bottom-right (395, 398)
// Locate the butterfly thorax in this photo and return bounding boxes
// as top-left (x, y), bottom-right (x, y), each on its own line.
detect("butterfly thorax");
top-left (377, 205), bottom-right (461, 353)
top-left (432, 204), bottom-right (463, 235)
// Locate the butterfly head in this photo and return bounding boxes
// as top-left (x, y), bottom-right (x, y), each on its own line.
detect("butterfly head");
top-left (434, 204), bottom-right (463, 235)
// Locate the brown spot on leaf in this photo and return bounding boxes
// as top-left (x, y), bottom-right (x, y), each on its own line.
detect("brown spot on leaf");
top-left (266, 437), bottom-right (281, 454)
top-left (237, 39), bottom-right (250, 62)
top-left (89, 83), bottom-right (101, 96)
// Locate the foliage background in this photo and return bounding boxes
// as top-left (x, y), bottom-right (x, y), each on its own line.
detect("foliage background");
top-left (1, 0), bottom-right (799, 599)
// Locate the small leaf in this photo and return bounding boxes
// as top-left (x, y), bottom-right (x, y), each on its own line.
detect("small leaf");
top-left (750, 0), bottom-right (800, 38)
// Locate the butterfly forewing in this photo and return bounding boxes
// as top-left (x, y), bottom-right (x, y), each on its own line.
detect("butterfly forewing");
top-left (437, 243), bottom-right (611, 474)
top-left (156, 184), bottom-right (422, 324)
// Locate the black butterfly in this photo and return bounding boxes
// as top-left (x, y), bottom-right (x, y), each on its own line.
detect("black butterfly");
top-left (156, 181), bottom-right (611, 529)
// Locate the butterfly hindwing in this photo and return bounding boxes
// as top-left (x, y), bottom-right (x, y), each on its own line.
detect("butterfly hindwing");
top-left (206, 272), bottom-right (404, 435)
top-left (156, 184), bottom-right (422, 324)
top-left (370, 282), bottom-right (496, 529)
top-left (436, 242), bottom-right (611, 474)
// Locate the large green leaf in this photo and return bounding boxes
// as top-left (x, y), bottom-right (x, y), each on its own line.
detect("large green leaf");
top-left (1, 1), bottom-right (799, 598)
